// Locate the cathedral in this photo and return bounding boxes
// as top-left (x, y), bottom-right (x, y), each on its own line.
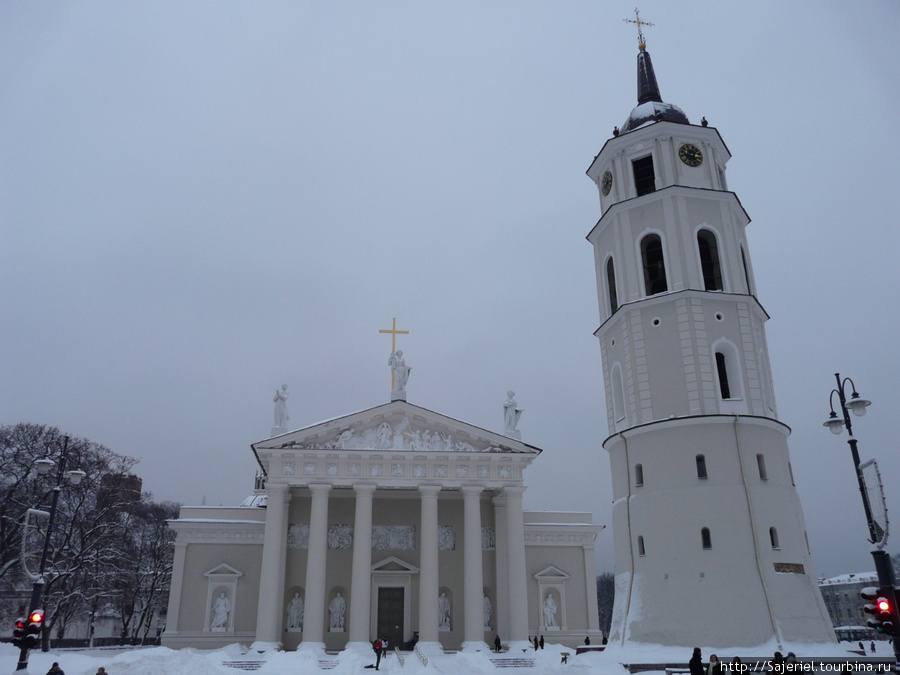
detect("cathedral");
top-left (163, 21), bottom-right (836, 656)
top-left (162, 378), bottom-right (603, 653)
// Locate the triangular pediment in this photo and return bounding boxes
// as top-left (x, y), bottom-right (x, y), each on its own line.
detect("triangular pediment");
top-left (534, 565), bottom-right (570, 581)
top-left (204, 563), bottom-right (243, 579)
top-left (253, 400), bottom-right (541, 456)
top-left (372, 556), bottom-right (419, 574)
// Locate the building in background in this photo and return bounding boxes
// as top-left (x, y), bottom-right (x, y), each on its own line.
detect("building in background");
top-left (819, 572), bottom-right (880, 642)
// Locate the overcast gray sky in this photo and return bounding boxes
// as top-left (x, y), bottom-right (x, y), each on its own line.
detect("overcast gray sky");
top-left (2, 1), bottom-right (899, 580)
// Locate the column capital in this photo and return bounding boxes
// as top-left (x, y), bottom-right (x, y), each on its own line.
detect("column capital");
top-left (353, 483), bottom-right (377, 497)
top-left (309, 483), bottom-right (333, 495)
top-left (267, 482), bottom-right (290, 495)
top-left (418, 484), bottom-right (442, 496)
top-left (461, 485), bottom-right (485, 497)
top-left (502, 485), bottom-right (526, 498)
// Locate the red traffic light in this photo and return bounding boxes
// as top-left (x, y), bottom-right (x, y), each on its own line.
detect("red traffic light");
top-left (878, 599), bottom-right (891, 612)
top-left (28, 610), bottom-right (43, 623)
top-left (15, 618), bottom-right (26, 630)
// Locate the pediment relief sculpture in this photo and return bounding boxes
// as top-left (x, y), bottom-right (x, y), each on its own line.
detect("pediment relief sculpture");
top-left (284, 418), bottom-right (509, 453)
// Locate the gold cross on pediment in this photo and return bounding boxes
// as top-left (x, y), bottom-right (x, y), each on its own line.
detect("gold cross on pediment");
top-left (379, 317), bottom-right (409, 389)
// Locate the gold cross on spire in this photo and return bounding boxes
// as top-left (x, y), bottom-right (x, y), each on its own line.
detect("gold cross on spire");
top-left (379, 317), bottom-right (409, 389)
top-left (624, 7), bottom-right (653, 51)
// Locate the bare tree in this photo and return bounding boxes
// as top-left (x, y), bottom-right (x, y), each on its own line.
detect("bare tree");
top-left (0, 423), bottom-right (178, 648)
top-left (596, 572), bottom-right (615, 638)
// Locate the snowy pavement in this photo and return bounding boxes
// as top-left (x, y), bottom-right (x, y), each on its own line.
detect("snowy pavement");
top-left (2, 640), bottom-right (892, 675)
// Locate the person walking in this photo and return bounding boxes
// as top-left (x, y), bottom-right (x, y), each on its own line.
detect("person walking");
top-left (539, 635), bottom-right (544, 649)
top-left (494, 634), bottom-right (502, 652)
top-left (373, 638), bottom-right (383, 670)
top-left (533, 636), bottom-right (539, 650)
top-left (46, 664), bottom-right (65, 675)
top-left (689, 648), bottom-right (704, 675)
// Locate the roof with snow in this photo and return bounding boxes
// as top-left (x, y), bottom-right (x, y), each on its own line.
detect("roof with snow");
top-left (621, 48), bottom-right (690, 133)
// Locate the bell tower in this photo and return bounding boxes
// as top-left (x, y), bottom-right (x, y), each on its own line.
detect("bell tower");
top-left (587, 29), bottom-right (834, 647)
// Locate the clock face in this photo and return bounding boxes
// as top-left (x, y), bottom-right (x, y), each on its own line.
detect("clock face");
top-left (679, 143), bottom-right (703, 167)
top-left (601, 171), bottom-right (613, 196)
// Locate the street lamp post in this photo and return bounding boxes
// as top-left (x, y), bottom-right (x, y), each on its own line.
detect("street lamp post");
top-left (15, 436), bottom-right (85, 672)
top-left (824, 373), bottom-right (899, 669)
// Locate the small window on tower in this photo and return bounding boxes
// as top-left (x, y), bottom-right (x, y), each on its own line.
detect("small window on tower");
top-left (634, 463), bottom-right (644, 487)
top-left (640, 234), bottom-right (668, 296)
top-left (696, 454), bottom-right (708, 479)
top-left (701, 527), bottom-right (712, 549)
top-left (756, 454), bottom-right (768, 481)
top-left (632, 155), bottom-right (656, 196)
top-left (769, 527), bottom-right (780, 550)
top-left (637, 535), bottom-right (645, 556)
top-left (697, 229), bottom-right (723, 291)
top-left (606, 257), bottom-right (618, 314)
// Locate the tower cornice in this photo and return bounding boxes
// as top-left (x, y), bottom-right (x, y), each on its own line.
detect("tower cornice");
top-left (585, 184), bottom-right (749, 243)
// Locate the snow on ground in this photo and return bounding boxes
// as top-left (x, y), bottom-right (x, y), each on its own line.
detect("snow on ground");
top-left (1, 640), bottom-right (891, 675)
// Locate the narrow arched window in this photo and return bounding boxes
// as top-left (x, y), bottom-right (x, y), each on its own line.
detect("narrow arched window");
top-left (769, 527), bottom-right (780, 550)
top-left (641, 234), bottom-right (668, 296)
top-left (741, 247), bottom-right (753, 295)
top-left (756, 454), bottom-right (768, 481)
top-left (637, 535), bottom-right (645, 556)
top-left (701, 527), bottom-right (712, 549)
top-left (606, 257), bottom-right (618, 314)
top-left (696, 454), bottom-right (708, 479)
top-left (697, 229), bottom-right (723, 291)
top-left (634, 463), bottom-right (644, 487)
top-left (715, 352), bottom-right (732, 399)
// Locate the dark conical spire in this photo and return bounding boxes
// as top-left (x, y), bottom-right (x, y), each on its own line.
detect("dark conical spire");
top-left (636, 48), bottom-right (663, 105)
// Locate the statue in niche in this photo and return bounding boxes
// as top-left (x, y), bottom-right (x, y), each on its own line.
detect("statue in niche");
top-left (210, 591), bottom-right (230, 630)
top-left (483, 594), bottom-right (492, 629)
top-left (543, 592), bottom-right (558, 628)
top-left (329, 592), bottom-right (346, 632)
top-left (438, 592), bottom-right (452, 631)
top-left (287, 592), bottom-right (304, 630)
top-left (503, 390), bottom-right (523, 435)
top-left (388, 351), bottom-right (411, 391)
top-left (274, 385), bottom-right (290, 428)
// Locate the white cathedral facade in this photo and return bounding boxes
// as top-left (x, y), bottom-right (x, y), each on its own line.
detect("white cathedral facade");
top-left (162, 389), bottom-right (604, 653)
top-left (586, 42), bottom-right (835, 646)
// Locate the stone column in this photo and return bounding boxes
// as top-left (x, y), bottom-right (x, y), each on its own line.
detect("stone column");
top-left (492, 493), bottom-right (510, 641)
top-left (301, 483), bottom-right (331, 649)
top-left (503, 486), bottom-right (529, 646)
top-left (163, 540), bottom-right (188, 636)
top-left (418, 485), bottom-right (441, 646)
top-left (254, 483), bottom-right (290, 646)
top-left (462, 485), bottom-right (485, 649)
top-left (583, 545), bottom-right (601, 632)
top-left (347, 484), bottom-right (376, 648)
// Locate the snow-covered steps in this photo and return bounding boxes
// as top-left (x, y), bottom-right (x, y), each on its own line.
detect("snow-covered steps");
top-left (222, 660), bottom-right (265, 671)
top-left (489, 656), bottom-right (537, 668)
top-left (317, 658), bottom-right (340, 670)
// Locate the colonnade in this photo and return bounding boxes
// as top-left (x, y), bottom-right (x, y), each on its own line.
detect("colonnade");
top-left (252, 482), bottom-right (529, 650)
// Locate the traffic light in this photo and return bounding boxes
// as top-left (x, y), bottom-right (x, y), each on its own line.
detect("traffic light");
top-left (861, 587), bottom-right (898, 635)
top-left (12, 617), bottom-right (26, 648)
top-left (24, 609), bottom-right (43, 649)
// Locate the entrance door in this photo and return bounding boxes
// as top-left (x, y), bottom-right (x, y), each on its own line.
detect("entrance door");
top-left (376, 587), bottom-right (405, 648)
